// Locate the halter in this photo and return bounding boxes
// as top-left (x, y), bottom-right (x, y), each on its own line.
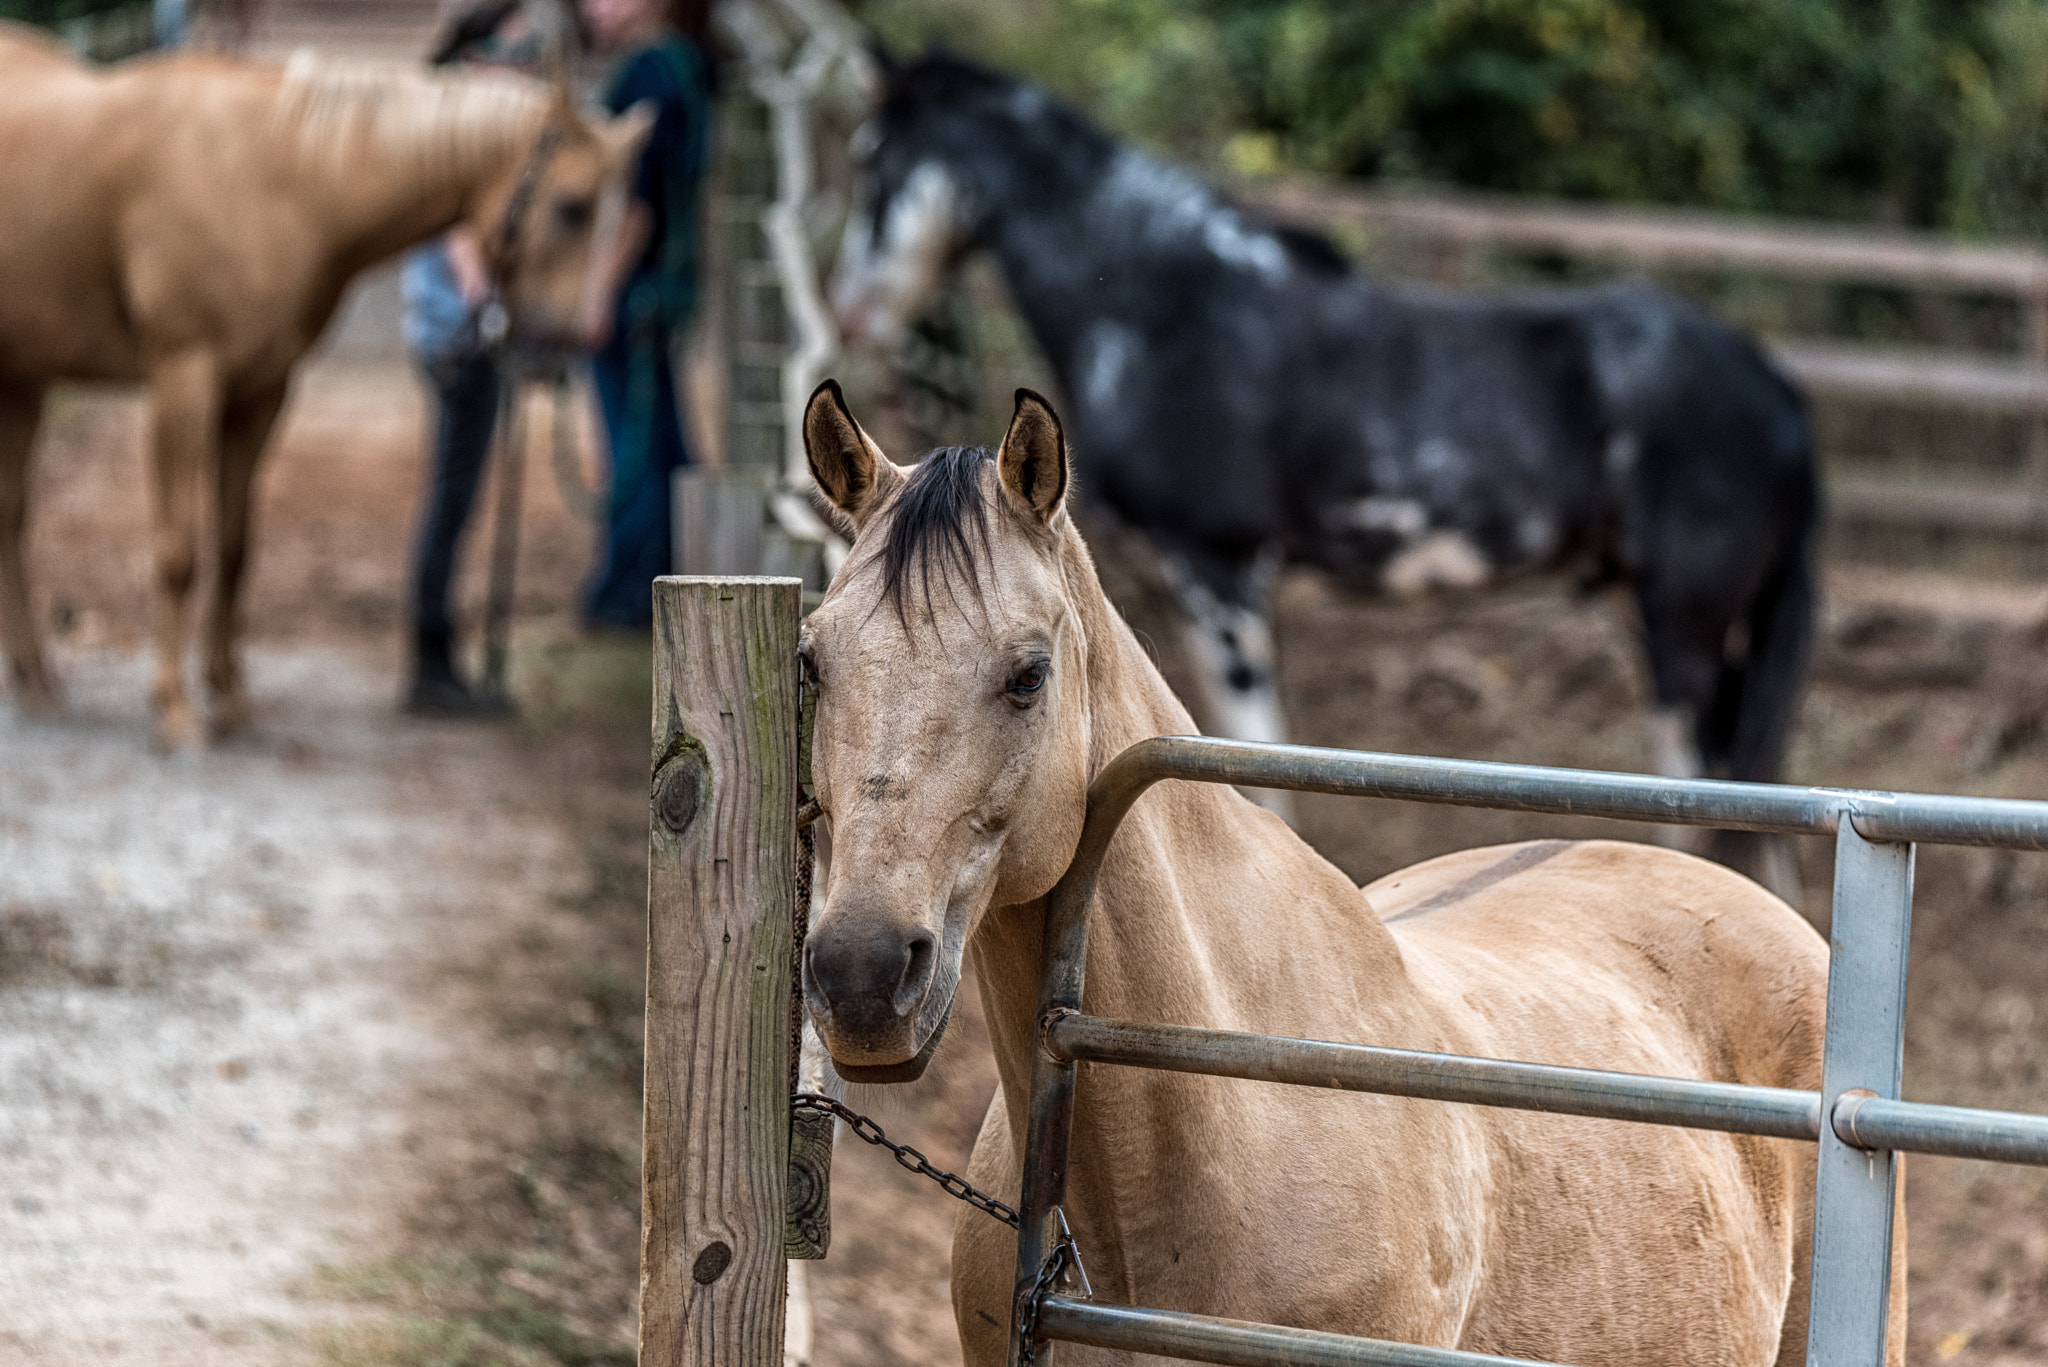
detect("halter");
top-left (489, 119), bottom-right (565, 271)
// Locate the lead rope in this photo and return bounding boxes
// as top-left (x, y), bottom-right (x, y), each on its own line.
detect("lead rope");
top-left (792, 663), bottom-right (817, 1097)
top-left (784, 661), bottom-right (1086, 1365)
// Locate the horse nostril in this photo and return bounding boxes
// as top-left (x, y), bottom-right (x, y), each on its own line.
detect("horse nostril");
top-left (805, 919), bottom-right (935, 1026)
top-left (893, 933), bottom-right (935, 1015)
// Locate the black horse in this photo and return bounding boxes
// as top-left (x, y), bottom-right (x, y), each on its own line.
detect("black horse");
top-left (831, 53), bottom-right (1818, 830)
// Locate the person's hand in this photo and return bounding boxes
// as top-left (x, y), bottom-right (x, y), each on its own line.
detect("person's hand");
top-left (447, 228), bottom-right (493, 308)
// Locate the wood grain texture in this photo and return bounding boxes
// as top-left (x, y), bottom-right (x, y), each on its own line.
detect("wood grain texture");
top-left (642, 576), bottom-right (803, 1367)
top-left (783, 1109), bottom-right (834, 1259)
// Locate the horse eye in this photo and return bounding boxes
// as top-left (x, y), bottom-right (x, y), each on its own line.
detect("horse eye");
top-left (1006, 661), bottom-right (1047, 700)
top-left (798, 642), bottom-right (820, 685)
top-left (554, 196), bottom-right (595, 231)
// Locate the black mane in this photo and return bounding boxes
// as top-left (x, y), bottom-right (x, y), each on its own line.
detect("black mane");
top-left (880, 444), bottom-right (996, 625)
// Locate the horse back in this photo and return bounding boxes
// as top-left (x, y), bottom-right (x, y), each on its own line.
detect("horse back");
top-left (1374, 837), bottom-right (1824, 1096)
top-left (0, 45), bottom-right (298, 384)
top-left (1372, 838), bottom-right (1832, 1363)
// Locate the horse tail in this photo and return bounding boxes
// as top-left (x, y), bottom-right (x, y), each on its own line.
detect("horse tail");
top-left (1706, 430), bottom-right (1819, 785)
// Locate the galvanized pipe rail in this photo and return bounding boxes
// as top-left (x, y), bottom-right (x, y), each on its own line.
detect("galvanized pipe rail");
top-left (1009, 735), bottom-right (2048, 1367)
top-left (1044, 1013), bottom-right (1827, 1142)
top-left (1036, 1299), bottom-right (1538, 1367)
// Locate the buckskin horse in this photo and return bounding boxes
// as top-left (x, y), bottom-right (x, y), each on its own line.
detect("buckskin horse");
top-left (792, 381), bottom-right (1900, 1365)
top-left (0, 25), bottom-right (650, 747)
top-left (830, 54), bottom-right (1818, 869)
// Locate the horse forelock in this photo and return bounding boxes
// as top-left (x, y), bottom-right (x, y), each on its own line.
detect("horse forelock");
top-left (874, 445), bottom-right (998, 631)
top-left (273, 54), bottom-right (547, 178)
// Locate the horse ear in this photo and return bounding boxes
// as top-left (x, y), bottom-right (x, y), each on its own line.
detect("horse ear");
top-left (804, 379), bottom-right (903, 528)
top-left (996, 388), bottom-right (1068, 525)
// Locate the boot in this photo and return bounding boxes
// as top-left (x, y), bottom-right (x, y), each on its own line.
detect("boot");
top-left (403, 626), bottom-right (515, 719)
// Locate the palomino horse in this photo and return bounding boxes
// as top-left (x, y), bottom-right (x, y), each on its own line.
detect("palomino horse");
top-left (833, 55), bottom-right (1818, 877)
top-left (795, 382), bottom-right (1904, 1365)
top-left (0, 25), bottom-right (650, 747)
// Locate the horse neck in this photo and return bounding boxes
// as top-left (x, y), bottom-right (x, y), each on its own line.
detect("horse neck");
top-left (968, 528), bottom-right (1415, 1140)
top-left (269, 63), bottom-right (547, 274)
top-left (977, 146), bottom-right (1265, 380)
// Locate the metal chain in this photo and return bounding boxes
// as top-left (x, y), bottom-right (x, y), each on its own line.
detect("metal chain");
top-left (1014, 1215), bottom-right (1083, 1367)
top-left (789, 1092), bottom-right (1020, 1228)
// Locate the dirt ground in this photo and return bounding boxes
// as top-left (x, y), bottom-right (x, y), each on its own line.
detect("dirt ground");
top-left (6, 343), bottom-right (2048, 1366)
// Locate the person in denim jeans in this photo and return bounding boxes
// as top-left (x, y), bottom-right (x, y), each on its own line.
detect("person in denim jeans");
top-left (398, 1), bottom-right (542, 715)
top-left (577, 0), bottom-right (714, 629)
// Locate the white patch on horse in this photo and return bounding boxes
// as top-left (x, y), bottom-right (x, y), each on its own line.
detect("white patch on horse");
top-left (1646, 705), bottom-right (1705, 852)
top-left (1203, 217), bottom-right (1288, 278)
top-left (1335, 495), bottom-right (1429, 539)
top-left (1162, 555), bottom-right (1294, 821)
top-left (1515, 509), bottom-right (1559, 559)
top-left (1082, 321), bottom-right (1137, 425)
top-left (1415, 435), bottom-right (1463, 478)
top-left (1097, 151), bottom-right (1289, 282)
top-left (847, 119), bottom-right (879, 163)
top-left (830, 161), bottom-right (962, 346)
top-left (1604, 429), bottom-right (1640, 480)
top-left (1647, 704), bottom-right (1703, 781)
top-left (1006, 86), bottom-right (1048, 121)
top-left (1381, 531), bottom-right (1491, 597)
top-left (1586, 294), bottom-right (1677, 403)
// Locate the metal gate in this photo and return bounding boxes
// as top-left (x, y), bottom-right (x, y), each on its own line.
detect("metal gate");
top-left (1008, 735), bottom-right (2048, 1367)
top-left (637, 578), bottom-right (2048, 1367)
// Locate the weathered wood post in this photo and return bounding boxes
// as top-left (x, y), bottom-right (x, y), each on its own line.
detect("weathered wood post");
top-left (643, 575), bottom-right (803, 1367)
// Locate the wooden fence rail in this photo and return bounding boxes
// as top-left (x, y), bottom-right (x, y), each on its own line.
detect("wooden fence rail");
top-left (1246, 178), bottom-right (2048, 524)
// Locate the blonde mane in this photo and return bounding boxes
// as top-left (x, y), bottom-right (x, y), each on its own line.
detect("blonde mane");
top-left (274, 53), bottom-right (549, 180)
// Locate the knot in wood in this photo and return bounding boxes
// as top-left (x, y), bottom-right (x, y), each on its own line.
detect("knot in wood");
top-left (691, 1239), bottom-right (733, 1284)
top-left (654, 751), bottom-right (707, 837)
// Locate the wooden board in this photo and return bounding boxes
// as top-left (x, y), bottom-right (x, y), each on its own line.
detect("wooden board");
top-left (1248, 176), bottom-right (2048, 295)
top-left (1775, 340), bottom-right (2048, 415)
top-left (642, 575), bottom-right (803, 1367)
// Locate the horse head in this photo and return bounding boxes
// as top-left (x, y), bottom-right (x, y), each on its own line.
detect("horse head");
top-left (832, 53), bottom-right (1100, 347)
top-left (477, 82), bottom-right (654, 350)
top-left (798, 381), bottom-right (1091, 1080)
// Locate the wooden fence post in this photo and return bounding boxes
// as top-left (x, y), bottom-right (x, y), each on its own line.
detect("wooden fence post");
top-left (642, 575), bottom-right (803, 1367)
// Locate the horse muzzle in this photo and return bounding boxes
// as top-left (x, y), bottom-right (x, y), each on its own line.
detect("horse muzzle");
top-left (802, 910), bottom-right (953, 1081)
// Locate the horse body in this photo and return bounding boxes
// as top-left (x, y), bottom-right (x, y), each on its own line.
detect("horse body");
top-left (956, 837), bottom-right (1829, 1366)
top-left (0, 27), bottom-right (650, 746)
top-left (0, 46), bottom-right (420, 389)
top-left (794, 383), bottom-right (1901, 1365)
top-left (833, 57), bottom-right (1818, 830)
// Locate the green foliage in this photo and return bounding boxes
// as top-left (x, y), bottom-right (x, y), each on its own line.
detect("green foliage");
top-left (0, 0), bottom-right (137, 22)
top-left (858, 0), bottom-right (2048, 236)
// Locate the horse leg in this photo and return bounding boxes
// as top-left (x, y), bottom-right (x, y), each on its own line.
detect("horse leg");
top-left (1634, 575), bottom-right (1807, 900)
top-left (0, 382), bottom-right (58, 715)
top-left (1771, 1157), bottom-right (1906, 1366)
top-left (1633, 577), bottom-right (1722, 855)
top-left (147, 349), bottom-right (221, 752)
top-left (950, 1090), bottom-right (1019, 1367)
top-left (205, 379), bottom-right (287, 738)
top-left (1160, 544), bottom-right (1294, 821)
